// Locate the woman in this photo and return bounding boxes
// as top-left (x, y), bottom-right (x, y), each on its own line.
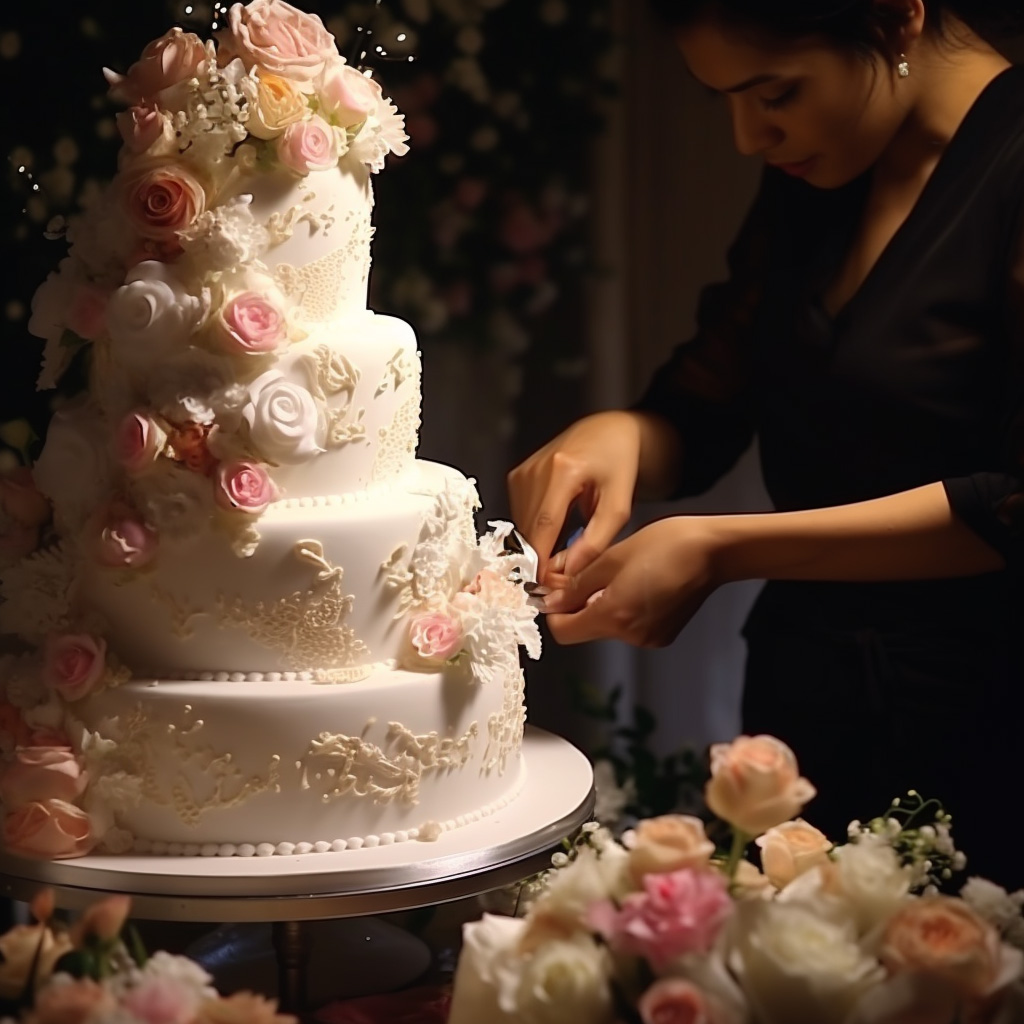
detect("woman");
top-left (509, 0), bottom-right (1024, 887)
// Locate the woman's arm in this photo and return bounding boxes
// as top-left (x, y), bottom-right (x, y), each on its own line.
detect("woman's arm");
top-left (542, 481), bottom-right (1005, 647)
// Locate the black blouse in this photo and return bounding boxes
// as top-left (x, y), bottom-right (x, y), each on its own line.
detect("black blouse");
top-left (635, 64), bottom-right (1024, 632)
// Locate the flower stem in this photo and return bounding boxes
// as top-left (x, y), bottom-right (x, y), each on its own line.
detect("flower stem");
top-left (725, 827), bottom-right (751, 882)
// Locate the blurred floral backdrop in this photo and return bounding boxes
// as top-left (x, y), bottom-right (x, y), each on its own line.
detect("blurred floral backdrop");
top-left (0, 0), bottom-right (615, 473)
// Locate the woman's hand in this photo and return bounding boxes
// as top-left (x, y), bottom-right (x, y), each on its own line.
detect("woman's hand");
top-left (507, 410), bottom-right (644, 584)
top-left (541, 516), bottom-right (723, 647)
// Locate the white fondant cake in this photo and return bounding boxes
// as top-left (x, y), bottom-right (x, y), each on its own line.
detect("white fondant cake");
top-left (0, 0), bottom-right (541, 860)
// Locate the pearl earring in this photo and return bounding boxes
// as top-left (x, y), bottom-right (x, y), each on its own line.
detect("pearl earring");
top-left (898, 54), bottom-right (910, 78)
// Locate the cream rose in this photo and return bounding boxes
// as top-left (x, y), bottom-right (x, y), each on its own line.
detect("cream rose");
top-left (243, 369), bottom-right (324, 464)
top-left (448, 913), bottom-right (529, 1024)
top-left (103, 27), bottom-right (206, 104)
top-left (756, 819), bottom-right (833, 890)
top-left (705, 734), bottom-right (816, 837)
top-left (0, 923), bottom-right (74, 999)
top-left (121, 161), bottom-right (207, 242)
top-left (3, 799), bottom-right (95, 859)
top-left (627, 814), bottom-right (716, 882)
top-left (276, 116), bottom-right (342, 174)
top-left (0, 747), bottom-right (88, 809)
top-left (828, 834), bottom-right (912, 936)
top-left (513, 933), bottom-right (615, 1024)
top-left (106, 260), bottom-right (207, 353)
top-left (218, 0), bottom-right (338, 84)
top-left (243, 72), bottom-right (309, 139)
top-left (317, 58), bottom-right (379, 128)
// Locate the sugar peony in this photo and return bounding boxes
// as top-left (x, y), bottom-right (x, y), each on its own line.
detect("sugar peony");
top-left (104, 26), bottom-right (206, 104)
top-left (705, 734), bottom-right (816, 837)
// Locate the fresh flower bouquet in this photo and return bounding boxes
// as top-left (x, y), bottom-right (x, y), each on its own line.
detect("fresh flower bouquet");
top-left (448, 734), bottom-right (1024, 1024)
top-left (0, 889), bottom-right (295, 1024)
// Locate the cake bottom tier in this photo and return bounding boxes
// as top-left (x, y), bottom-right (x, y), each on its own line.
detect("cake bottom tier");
top-left (74, 661), bottom-right (527, 857)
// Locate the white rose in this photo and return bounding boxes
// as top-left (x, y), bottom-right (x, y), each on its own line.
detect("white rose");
top-left (242, 369), bottom-right (324, 463)
top-left (528, 843), bottom-right (631, 930)
top-left (106, 260), bottom-right (207, 355)
top-left (727, 898), bottom-right (884, 1024)
top-left (511, 932), bottom-right (614, 1024)
top-left (830, 834), bottom-right (913, 936)
top-left (448, 914), bottom-right (530, 1024)
top-left (33, 402), bottom-right (113, 533)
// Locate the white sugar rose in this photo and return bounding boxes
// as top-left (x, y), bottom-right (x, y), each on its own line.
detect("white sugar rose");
top-left (728, 898), bottom-right (885, 1024)
top-left (243, 369), bottom-right (324, 463)
top-left (106, 260), bottom-right (207, 355)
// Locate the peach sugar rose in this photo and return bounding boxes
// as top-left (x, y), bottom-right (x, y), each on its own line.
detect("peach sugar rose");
top-left (104, 27), bottom-right (206, 104)
top-left (3, 799), bottom-right (95, 859)
top-left (704, 734), bottom-right (816, 838)
top-left (626, 814), bottom-right (716, 882)
top-left (0, 747), bottom-right (88, 810)
top-left (122, 161), bottom-right (207, 242)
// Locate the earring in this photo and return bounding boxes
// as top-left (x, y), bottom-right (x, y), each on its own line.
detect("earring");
top-left (897, 53), bottom-right (910, 77)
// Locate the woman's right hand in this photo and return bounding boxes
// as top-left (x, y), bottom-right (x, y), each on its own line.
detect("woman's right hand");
top-left (507, 410), bottom-right (648, 584)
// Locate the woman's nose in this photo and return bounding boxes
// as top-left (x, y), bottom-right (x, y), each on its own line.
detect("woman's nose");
top-left (730, 101), bottom-right (782, 157)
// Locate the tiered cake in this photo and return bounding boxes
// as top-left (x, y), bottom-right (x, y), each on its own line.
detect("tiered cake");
top-left (0, 0), bottom-right (541, 859)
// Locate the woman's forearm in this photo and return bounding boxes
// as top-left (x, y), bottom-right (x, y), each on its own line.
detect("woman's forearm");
top-left (632, 411), bottom-right (686, 501)
top-left (706, 481), bottom-right (1005, 584)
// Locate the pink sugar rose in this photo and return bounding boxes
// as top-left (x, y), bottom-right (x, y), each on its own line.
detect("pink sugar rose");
top-left (122, 161), bottom-right (207, 242)
top-left (277, 116), bottom-right (340, 174)
top-left (116, 104), bottom-right (174, 156)
top-left (638, 978), bottom-right (721, 1024)
top-left (28, 976), bottom-right (116, 1022)
top-left (96, 504), bottom-right (159, 569)
top-left (43, 634), bottom-right (107, 702)
top-left (115, 411), bottom-right (167, 474)
top-left (218, 0), bottom-right (338, 84)
top-left (2, 799), bottom-right (95, 859)
top-left (219, 291), bottom-right (287, 354)
top-left (588, 868), bottom-right (733, 970)
top-left (318, 59), bottom-right (379, 128)
top-left (214, 461), bottom-right (277, 515)
top-left (104, 26), bottom-right (206, 104)
top-left (0, 747), bottom-right (88, 810)
top-left (409, 610), bottom-right (464, 664)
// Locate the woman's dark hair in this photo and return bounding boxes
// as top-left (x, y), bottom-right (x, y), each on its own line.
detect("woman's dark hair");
top-left (649, 1), bottom-right (1024, 58)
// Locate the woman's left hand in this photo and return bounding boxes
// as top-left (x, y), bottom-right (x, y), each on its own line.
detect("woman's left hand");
top-left (541, 516), bottom-right (722, 647)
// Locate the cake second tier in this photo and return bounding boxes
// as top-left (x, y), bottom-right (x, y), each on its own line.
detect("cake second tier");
top-left (83, 460), bottom-right (483, 680)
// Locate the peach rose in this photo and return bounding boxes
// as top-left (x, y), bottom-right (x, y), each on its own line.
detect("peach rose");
top-left (122, 161), bottom-right (207, 242)
top-left (880, 897), bottom-right (1016, 998)
top-left (0, 747), bottom-right (88, 810)
top-left (28, 976), bottom-right (117, 1022)
top-left (627, 814), bottom-right (716, 882)
top-left (214, 461), bottom-right (277, 515)
top-left (43, 634), bottom-right (107, 702)
top-left (0, 922), bottom-right (74, 999)
top-left (755, 819), bottom-right (833, 890)
top-left (704, 734), bottom-right (816, 837)
top-left (218, 0), bottom-right (338, 84)
top-left (104, 27), bottom-right (207, 104)
top-left (114, 411), bottom-right (167, 474)
top-left (194, 992), bottom-right (298, 1024)
top-left (3, 799), bottom-right (95, 859)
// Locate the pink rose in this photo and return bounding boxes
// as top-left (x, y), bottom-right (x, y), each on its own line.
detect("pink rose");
top-left (3, 799), bottom-right (95, 859)
top-left (409, 611), bottom-right (463, 664)
top-left (214, 461), bottom-right (277, 515)
top-left (122, 161), bottom-right (207, 241)
top-left (218, 0), bottom-right (338, 84)
top-left (218, 292), bottom-right (287, 354)
top-left (277, 116), bottom-right (339, 174)
top-left (587, 868), bottom-right (733, 970)
top-left (104, 27), bottom-right (207, 105)
top-left (43, 634), bottom-right (107, 702)
top-left (0, 468), bottom-right (50, 527)
top-left (114, 411), bottom-right (167, 474)
top-left (30, 977), bottom-right (117, 1022)
top-left (116, 104), bottom-right (173, 155)
top-left (318, 59), bottom-right (379, 128)
top-left (0, 747), bottom-right (88, 810)
top-left (704, 734), bottom-right (816, 838)
top-left (755, 819), bottom-right (833, 889)
top-left (638, 978), bottom-right (720, 1024)
top-left (96, 504), bottom-right (159, 569)
top-left (121, 974), bottom-right (205, 1024)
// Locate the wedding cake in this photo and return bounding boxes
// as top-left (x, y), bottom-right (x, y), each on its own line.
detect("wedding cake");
top-left (0, 0), bottom-right (541, 860)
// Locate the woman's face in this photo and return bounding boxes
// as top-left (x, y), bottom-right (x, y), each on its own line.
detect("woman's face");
top-left (676, 20), bottom-right (913, 188)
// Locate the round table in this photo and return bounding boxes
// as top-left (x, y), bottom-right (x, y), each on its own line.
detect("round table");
top-left (0, 727), bottom-right (594, 1014)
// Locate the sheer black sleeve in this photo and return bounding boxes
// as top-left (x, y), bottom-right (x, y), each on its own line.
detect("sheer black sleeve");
top-left (631, 173), bottom-right (775, 499)
top-left (942, 205), bottom-right (1024, 573)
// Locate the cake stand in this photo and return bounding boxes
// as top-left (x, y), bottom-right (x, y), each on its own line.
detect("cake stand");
top-left (0, 726), bottom-right (594, 1015)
